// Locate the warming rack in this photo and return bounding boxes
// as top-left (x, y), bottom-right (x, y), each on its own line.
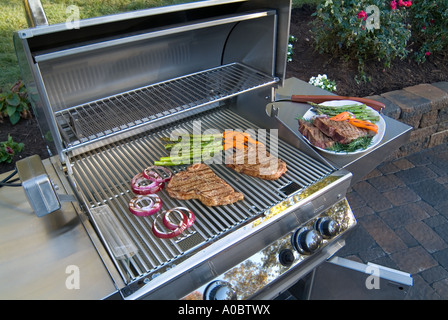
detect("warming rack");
top-left (55, 63), bottom-right (278, 151)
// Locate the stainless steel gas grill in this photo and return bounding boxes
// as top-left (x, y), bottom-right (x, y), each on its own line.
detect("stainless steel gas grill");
top-left (10, 0), bottom-right (412, 300)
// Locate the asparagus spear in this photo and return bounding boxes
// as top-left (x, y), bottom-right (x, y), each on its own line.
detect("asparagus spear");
top-left (164, 140), bottom-right (222, 150)
top-left (156, 137), bottom-right (224, 166)
top-left (309, 102), bottom-right (380, 122)
top-left (159, 145), bottom-right (223, 161)
top-left (160, 133), bottom-right (222, 142)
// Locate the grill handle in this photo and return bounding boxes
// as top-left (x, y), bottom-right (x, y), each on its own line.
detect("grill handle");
top-left (23, 0), bottom-right (48, 27)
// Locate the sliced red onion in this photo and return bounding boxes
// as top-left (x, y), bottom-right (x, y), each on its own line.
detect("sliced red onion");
top-left (129, 194), bottom-right (162, 217)
top-left (163, 207), bottom-right (195, 230)
top-left (143, 166), bottom-right (172, 183)
top-left (152, 210), bottom-right (188, 239)
top-left (131, 172), bottom-right (163, 195)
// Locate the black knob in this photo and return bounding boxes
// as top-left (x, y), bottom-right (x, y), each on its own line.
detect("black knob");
top-left (292, 227), bottom-right (322, 255)
top-left (204, 280), bottom-right (237, 300)
top-left (314, 217), bottom-right (340, 239)
top-left (279, 249), bottom-right (295, 267)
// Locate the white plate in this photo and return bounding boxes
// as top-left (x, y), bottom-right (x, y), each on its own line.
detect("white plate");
top-left (301, 100), bottom-right (386, 156)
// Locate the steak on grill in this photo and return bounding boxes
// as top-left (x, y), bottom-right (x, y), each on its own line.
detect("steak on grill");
top-left (225, 144), bottom-right (287, 180)
top-left (166, 163), bottom-right (244, 206)
top-left (313, 116), bottom-right (375, 144)
top-left (298, 119), bottom-right (335, 149)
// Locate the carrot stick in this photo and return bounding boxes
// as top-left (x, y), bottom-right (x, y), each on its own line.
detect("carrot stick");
top-left (348, 118), bottom-right (378, 133)
top-left (329, 111), bottom-right (351, 121)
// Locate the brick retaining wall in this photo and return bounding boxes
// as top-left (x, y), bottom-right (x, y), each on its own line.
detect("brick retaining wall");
top-left (368, 82), bottom-right (448, 159)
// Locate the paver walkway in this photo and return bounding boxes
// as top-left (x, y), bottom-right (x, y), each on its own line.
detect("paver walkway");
top-left (339, 143), bottom-right (448, 299)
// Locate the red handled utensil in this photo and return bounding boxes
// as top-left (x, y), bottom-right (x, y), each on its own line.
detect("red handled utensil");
top-left (277, 94), bottom-right (385, 112)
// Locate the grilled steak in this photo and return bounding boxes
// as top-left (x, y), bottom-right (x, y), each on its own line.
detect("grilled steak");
top-left (166, 163), bottom-right (244, 206)
top-left (225, 144), bottom-right (287, 180)
top-left (313, 116), bottom-right (375, 144)
top-left (298, 119), bottom-right (335, 149)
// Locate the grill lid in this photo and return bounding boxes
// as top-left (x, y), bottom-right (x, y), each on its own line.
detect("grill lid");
top-left (14, 0), bottom-right (291, 159)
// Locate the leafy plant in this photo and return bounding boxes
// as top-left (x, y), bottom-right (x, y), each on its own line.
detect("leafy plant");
top-left (0, 81), bottom-right (32, 125)
top-left (409, 0), bottom-right (448, 63)
top-left (0, 135), bottom-right (24, 164)
top-left (312, 0), bottom-right (411, 81)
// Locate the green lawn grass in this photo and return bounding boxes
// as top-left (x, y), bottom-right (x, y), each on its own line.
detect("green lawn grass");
top-left (0, 0), bottom-right (319, 90)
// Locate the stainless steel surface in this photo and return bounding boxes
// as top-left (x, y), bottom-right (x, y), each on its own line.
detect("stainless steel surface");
top-left (0, 159), bottom-right (117, 299)
top-left (18, 0), bottom-right (249, 37)
top-left (34, 9), bottom-right (276, 64)
top-left (301, 256), bottom-right (412, 299)
top-left (23, 0), bottom-right (48, 27)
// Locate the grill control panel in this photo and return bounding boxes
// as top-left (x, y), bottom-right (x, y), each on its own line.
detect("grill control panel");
top-left (182, 198), bottom-right (357, 300)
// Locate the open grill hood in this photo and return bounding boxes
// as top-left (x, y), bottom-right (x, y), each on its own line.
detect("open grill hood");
top-left (14, 0), bottom-right (292, 161)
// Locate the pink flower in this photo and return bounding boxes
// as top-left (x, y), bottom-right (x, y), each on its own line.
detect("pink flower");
top-left (357, 10), bottom-right (367, 21)
top-left (397, 0), bottom-right (412, 7)
top-left (5, 146), bottom-right (13, 155)
top-left (426, 52), bottom-right (431, 56)
top-left (422, 26), bottom-right (426, 30)
top-left (391, 0), bottom-right (397, 9)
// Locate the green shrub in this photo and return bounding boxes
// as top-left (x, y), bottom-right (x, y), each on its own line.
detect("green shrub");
top-left (409, 0), bottom-right (448, 63)
top-left (312, 0), bottom-right (411, 80)
top-left (0, 81), bottom-right (31, 125)
top-left (0, 135), bottom-right (24, 164)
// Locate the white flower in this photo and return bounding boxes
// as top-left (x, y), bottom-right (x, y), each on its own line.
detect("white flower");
top-left (308, 74), bottom-right (337, 92)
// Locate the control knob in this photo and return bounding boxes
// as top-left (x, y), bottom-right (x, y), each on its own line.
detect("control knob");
top-left (314, 217), bottom-right (340, 239)
top-left (279, 249), bottom-right (295, 267)
top-left (204, 280), bottom-right (237, 300)
top-left (291, 227), bottom-right (322, 255)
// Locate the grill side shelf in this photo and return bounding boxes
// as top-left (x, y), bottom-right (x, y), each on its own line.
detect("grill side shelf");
top-left (55, 63), bottom-right (278, 152)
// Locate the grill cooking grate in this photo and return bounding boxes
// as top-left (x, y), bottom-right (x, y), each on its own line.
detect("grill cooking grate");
top-left (56, 63), bottom-right (278, 151)
top-left (71, 108), bottom-right (335, 283)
